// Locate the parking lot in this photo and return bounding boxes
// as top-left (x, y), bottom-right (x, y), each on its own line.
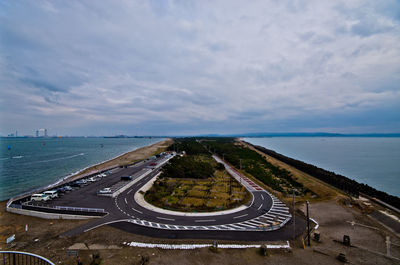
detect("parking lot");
top-left (19, 155), bottom-right (170, 212)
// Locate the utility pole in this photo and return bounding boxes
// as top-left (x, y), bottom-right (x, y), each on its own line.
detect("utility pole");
top-left (306, 201), bottom-right (311, 246)
top-left (292, 189), bottom-right (296, 239)
top-left (222, 153), bottom-right (225, 161)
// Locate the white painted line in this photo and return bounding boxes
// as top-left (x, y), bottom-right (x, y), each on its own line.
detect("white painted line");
top-left (257, 204), bottom-right (263, 210)
top-left (195, 219), bottom-right (216, 223)
top-left (131, 208), bottom-right (143, 214)
top-left (233, 214), bottom-right (248, 219)
top-left (261, 194), bottom-right (264, 200)
top-left (157, 217), bottom-right (175, 221)
top-left (127, 189), bottom-right (133, 194)
top-left (124, 198), bottom-right (128, 204)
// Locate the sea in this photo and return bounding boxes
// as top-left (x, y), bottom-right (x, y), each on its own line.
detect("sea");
top-left (244, 137), bottom-right (400, 197)
top-left (0, 137), bottom-right (164, 201)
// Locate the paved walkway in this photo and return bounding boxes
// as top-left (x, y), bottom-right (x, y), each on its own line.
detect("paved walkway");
top-left (213, 155), bottom-right (263, 191)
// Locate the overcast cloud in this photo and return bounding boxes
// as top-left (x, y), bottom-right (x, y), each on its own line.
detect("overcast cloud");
top-left (1, 0), bottom-right (399, 136)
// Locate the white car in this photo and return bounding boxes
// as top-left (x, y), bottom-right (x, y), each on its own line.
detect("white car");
top-left (87, 177), bottom-right (97, 182)
top-left (43, 190), bottom-right (58, 199)
top-left (31, 193), bottom-right (50, 201)
top-left (98, 188), bottom-right (112, 194)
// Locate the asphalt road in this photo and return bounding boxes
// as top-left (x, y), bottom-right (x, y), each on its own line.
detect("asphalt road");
top-left (56, 154), bottom-right (304, 240)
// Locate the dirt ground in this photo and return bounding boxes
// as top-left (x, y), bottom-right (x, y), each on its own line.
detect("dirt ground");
top-left (1, 138), bottom-right (399, 264)
top-left (1, 198), bottom-right (399, 265)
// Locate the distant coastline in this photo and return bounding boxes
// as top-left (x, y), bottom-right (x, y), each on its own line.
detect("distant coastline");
top-left (2, 132), bottom-right (400, 138)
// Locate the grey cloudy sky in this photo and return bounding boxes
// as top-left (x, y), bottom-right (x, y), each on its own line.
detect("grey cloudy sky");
top-left (1, 0), bottom-right (399, 136)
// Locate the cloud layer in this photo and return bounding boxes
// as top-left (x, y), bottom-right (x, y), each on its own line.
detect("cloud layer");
top-left (1, 0), bottom-right (399, 135)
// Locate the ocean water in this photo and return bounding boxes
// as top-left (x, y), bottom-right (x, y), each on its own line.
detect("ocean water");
top-left (0, 137), bottom-right (164, 201)
top-left (244, 137), bottom-right (400, 197)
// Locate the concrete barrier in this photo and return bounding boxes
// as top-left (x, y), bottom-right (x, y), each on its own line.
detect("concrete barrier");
top-left (7, 207), bottom-right (103, 220)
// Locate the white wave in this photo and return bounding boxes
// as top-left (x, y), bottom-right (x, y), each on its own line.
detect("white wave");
top-left (24, 153), bottom-right (85, 164)
top-left (0, 157), bottom-right (9, 161)
top-left (12, 156), bottom-right (24, 159)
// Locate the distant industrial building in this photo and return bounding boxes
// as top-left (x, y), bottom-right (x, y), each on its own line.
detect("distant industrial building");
top-left (35, 128), bottom-right (48, 137)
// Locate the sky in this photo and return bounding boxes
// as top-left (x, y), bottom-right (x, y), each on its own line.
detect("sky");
top-left (0, 0), bottom-right (399, 136)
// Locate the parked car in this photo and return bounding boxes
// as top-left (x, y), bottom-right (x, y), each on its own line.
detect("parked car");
top-left (76, 179), bottom-right (88, 185)
top-left (87, 177), bottom-right (97, 182)
top-left (149, 162), bottom-right (157, 166)
top-left (43, 190), bottom-right (58, 199)
top-left (31, 193), bottom-right (50, 202)
top-left (63, 185), bottom-right (72, 191)
top-left (56, 187), bottom-right (66, 193)
top-left (121, 175), bottom-right (132, 181)
top-left (71, 181), bottom-right (82, 187)
top-left (98, 188), bottom-right (112, 194)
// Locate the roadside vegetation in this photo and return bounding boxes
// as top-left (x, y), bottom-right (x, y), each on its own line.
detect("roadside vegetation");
top-left (202, 138), bottom-right (312, 198)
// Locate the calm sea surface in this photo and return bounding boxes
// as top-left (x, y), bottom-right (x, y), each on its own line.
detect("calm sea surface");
top-left (244, 137), bottom-right (400, 197)
top-left (0, 137), bottom-right (164, 201)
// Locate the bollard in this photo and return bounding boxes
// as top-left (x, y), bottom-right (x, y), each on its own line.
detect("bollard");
top-left (260, 245), bottom-right (268, 256)
top-left (313, 232), bottom-right (320, 242)
top-left (337, 253), bottom-right (347, 262)
top-left (343, 235), bottom-right (350, 246)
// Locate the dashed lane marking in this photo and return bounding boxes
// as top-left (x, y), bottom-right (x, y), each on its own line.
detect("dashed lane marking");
top-left (195, 219), bottom-right (216, 223)
top-left (131, 207), bottom-right (143, 214)
top-left (257, 204), bottom-right (263, 210)
top-left (127, 189), bottom-right (133, 194)
top-left (157, 217), bottom-right (175, 221)
top-left (124, 198), bottom-right (128, 204)
top-left (261, 194), bottom-right (264, 200)
top-left (233, 213), bottom-right (248, 219)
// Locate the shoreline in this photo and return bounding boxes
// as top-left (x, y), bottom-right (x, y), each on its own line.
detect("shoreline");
top-left (6, 138), bottom-right (172, 203)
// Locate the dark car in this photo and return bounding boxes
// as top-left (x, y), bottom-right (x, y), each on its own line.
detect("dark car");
top-left (70, 182), bottom-right (82, 187)
top-left (121, 175), bottom-right (132, 181)
top-left (57, 187), bottom-right (66, 193)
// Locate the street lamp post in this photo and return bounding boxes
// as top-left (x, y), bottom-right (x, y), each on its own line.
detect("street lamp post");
top-left (306, 201), bottom-right (311, 246)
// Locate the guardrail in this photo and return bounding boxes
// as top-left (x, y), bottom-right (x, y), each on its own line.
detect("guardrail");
top-left (0, 251), bottom-right (54, 265)
top-left (54, 206), bottom-right (105, 213)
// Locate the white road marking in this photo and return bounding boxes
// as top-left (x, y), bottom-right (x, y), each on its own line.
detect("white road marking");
top-left (131, 208), bottom-right (143, 214)
top-left (157, 217), bottom-right (175, 221)
top-left (261, 194), bottom-right (264, 200)
top-left (127, 189), bottom-right (133, 194)
top-left (124, 198), bottom-right (128, 204)
top-left (233, 214), bottom-right (248, 219)
top-left (195, 219), bottom-right (215, 222)
top-left (257, 204), bottom-right (263, 210)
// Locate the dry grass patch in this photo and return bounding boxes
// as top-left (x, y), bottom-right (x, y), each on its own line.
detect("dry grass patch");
top-left (180, 197), bottom-right (204, 207)
top-left (187, 189), bottom-right (208, 197)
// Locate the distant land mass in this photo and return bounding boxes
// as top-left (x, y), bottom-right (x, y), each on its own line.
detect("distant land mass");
top-left (192, 132), bottom-right (400, 138)
top-left (2, 132), bottom-right (400, 138)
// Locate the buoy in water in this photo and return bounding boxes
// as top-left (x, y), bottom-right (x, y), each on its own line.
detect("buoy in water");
top-left (7, 145), bottom-right (11, 150)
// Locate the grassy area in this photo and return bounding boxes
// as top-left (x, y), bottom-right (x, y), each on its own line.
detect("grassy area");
top-left (241, 141), bottom-right (343, 203)
top-left (202, 138), bottom-right (313, 198)
top-left (145, 169), bottom-right (251, 212)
